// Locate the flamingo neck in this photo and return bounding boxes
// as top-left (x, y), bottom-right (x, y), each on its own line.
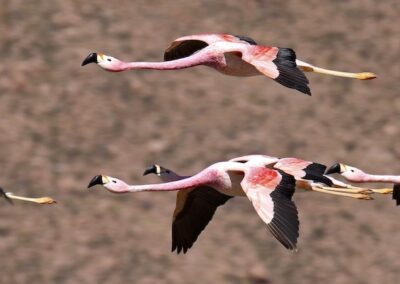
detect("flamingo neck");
top-left (118, 52), bottom-right (215, 71)
top-left (127, 171), bottom-right (214, 193)
top-left (363, 174), bottom-right (400, 183)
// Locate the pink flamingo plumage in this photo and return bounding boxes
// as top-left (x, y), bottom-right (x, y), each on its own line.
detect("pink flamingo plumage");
top-left (326, 163), bottom-right (399, 205)
top-left (82, 34), bottom-right (376, 96)
top-left (88, 161), bottom-right (300, 253)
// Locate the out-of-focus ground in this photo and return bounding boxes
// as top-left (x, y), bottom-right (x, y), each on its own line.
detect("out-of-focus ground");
top-left (0, 1), bottom-right (399, 283)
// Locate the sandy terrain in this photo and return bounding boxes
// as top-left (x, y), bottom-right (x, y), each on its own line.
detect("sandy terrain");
top-left (0, 1), bottom-right (399, 283)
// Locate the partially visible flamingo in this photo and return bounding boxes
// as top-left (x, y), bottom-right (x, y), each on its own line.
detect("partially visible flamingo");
top-left (229, 155), bottom-right (373, 199)
top-left (82, 34), bottom-right (376, 96)
top-left (326, 163), bottom-right (399, 205)
top-left (0, 187), bottom-right (56, 205)
top-left (88, 161), bottom-right (300, 253)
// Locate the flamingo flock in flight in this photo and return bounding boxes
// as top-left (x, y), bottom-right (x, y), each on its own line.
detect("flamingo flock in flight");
top-left (2, 32), bottom-right (393, 255)
top-left (87, 155), bottom-right (396, 254)
top-left (82, 33), bottom-right (376, 95)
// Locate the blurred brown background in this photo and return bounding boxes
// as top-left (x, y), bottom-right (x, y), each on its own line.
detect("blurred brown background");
top-left (0, 0), bottom-right (399, 283)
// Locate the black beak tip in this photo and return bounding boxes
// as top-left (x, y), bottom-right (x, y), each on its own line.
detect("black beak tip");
top-left (0, 187), bottom-right (14, 205)
top-left (325, 163), bottom-right (341, 175)
top-left (81, 53), bottom-right (98, 66)
top-left (143, 165), bottom-right (157, 176)
top-left (88, 175), bottom-right (103, 188)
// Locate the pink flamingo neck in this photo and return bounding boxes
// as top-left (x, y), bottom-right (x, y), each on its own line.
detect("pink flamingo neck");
top-left (118, 52), bottom-right (218, 71)
top-left (128, 170), bottom-right (215, 193)
top-left (128, 162), bottom-right (248, 193)
top-left (115, 42), bottom-right (244, 72)
top-left (362, 173), bottom-right (400, 184)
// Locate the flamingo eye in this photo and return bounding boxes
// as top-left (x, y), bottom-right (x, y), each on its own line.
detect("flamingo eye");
top-left (112, 180), bottom-right (117, 183)
top-left (350, 169), bottom-right (355, 172)
top-left (107, 58), bottom-right (112, 62)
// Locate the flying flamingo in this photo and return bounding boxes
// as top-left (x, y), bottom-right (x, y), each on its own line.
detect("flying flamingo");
top-left (82, 34), bottom-right (376, 96)
top-left (0, 187), bottom-right (56, 205)
top-left (326, 163), bottom-right (399, 205)
top-left (88, 161), bottom-right (300, 253)
top-left (229, 155), bottom-right (373, 199)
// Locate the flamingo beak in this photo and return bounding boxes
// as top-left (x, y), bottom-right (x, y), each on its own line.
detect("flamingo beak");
top-left (143, 164), bottom-right (161, 176)
top-left (325, 163), bottom-right (345, 175)
top-left (0, 187), bottom-right (14, 205)
top-left (88, 175), bottom-right (110, 188)
top-left (81, 53), bottom-right (99, 66)
top-left (143, 165), bottom-right (159, 176)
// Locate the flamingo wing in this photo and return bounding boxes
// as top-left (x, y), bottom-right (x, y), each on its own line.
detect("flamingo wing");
top-left (171, 186), bottom-right (232, 254)
top-left (242, 47), bottom-right (311, 95)
top-left (241, 168), bottom-right (299, 251)
top-left (393, 184), bottom-right (400, 206)
top-left (164, 34), bottom-right (257, 61)
top-left (274, 158), bottom-right (332, 186)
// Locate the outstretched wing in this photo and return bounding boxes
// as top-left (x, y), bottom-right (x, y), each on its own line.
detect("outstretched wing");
top-left (172, 186), bottom-right (233, 254)
top-left (274, 158), bottom-right (333, 186)
top-left (241, 46), bottom-right (311, 95)
top-left (241, 168), bottom-right (299, 251)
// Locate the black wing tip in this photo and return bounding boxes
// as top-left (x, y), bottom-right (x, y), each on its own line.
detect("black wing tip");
top-left (275, 170), bottom-right (296, 200)
top-left (273, 48), bottom-right (311, 96)
top-left (269, 185), bottom-right (300, 251)
top-left (393, 184), bottom-right (400, 206)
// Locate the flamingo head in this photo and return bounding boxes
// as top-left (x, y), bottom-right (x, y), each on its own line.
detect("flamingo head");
top-left (143, 164), bottom-right (171, 176)
top-left (81, 53), bottom-right (124, 72)
top-left (326, 163), bottom-right (366, 180)
top-left (88, 175), bottom-right (130, 193)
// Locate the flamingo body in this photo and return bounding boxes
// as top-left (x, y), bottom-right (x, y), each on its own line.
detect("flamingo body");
top-left (83, 33), bottom-right (376, 96)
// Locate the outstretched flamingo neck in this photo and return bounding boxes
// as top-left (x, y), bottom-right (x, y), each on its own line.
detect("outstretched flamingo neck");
top-left (128, 169), bottom-right (219, 193)
top-left (117, 48), bottom-right (223, 71)
top-left (362, 174), bottom-right (400, 184)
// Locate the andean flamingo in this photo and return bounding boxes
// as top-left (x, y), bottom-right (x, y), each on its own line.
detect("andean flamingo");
top-left (82, 34), bottom-right (376, 96)
top-left (88, 161), bottom-right (300, 253)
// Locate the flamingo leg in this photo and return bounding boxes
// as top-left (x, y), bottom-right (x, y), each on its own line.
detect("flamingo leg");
top-left (5, 192), bottom-right (56, 205)
top-left (327, 184), bottom-right (393, 195)
top-left (311, 186), bottom-right (373, 200)
top-left (369, 188), bottom-right (393, 194)
top-left (296, 60), bottom-right (376, 80)
top-left (318, 186), bottom-right (373, 194)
